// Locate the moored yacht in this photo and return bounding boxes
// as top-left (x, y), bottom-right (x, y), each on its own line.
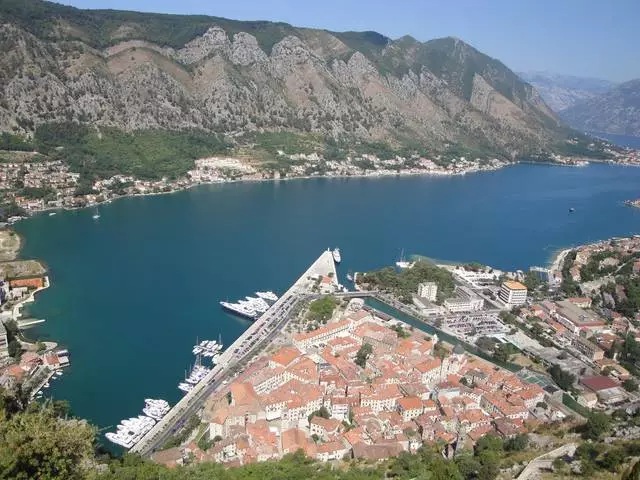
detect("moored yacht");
top-left (332, 247), bottom-right (341, 263)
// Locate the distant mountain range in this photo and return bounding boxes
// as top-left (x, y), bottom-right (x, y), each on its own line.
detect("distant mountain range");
top-left (0, 0), bottom-right (576, 161)
top-left (518, 71), bottom-right (616, 112)
top-left (560, 79), bottom-right (640, 138)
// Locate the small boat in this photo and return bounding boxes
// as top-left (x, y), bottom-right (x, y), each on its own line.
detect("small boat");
top-left (332, 248), bottom-right (341, 263)
top-left (346, 272), bottom-right (354, 282)
top-left (49, 212), bottom-right (56, 216)
top-left (92, 209), bottom-right (100, 219)
top-left (396, 248), bottom-right (412, 269)
top-left (569, 208), bottom-right (575, 213)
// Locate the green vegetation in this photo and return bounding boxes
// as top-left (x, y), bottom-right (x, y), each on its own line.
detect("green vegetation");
top-left (17, 186), bottom-right (56, 200)
top-left (307, 296), bottom-right (337, 323)
top-left (573, 439), bottom-right (640, 475)
top-left (34, 122), bottom-right (230, 181)
top-left (0, 387), bottom-right (95, 480)
top-left (307, 406), bottom-right (330, 423)
top-left (581, 411), bottom-right (611, 440)
top-left (355, 343), bottom-right (372, 368)
top-left (392, 324), bottom-right (410, 338)
top-left (523, 271), bottom-right (544, 291)
top-left (624, 379), bottom-right (639, 392)
top-left (492, 342), bottom-right (518, 363)
top-left (560, 250), bottom-right (581, 297)
top-left (0, 202), bottom-right (27, 222)
top-left (359, 259), bottom-right (455, 303)
top-left (549, 364), bottom-right (576, 391)
top-left (0, 132), bottom-right (34, 152)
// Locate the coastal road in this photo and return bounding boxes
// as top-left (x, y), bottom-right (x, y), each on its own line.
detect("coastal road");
top-left (131, 250), bottom-right (336, 456)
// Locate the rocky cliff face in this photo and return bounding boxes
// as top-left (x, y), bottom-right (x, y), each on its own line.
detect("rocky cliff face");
top-left (0, 0), bottom-right (564, 156)
top-left (560, 79), bottom-right (640, 137)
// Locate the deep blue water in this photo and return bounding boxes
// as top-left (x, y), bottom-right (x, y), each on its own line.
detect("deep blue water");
top-left (588, 131), bottom-right (640, 149)
top-left (14, 163), bottom-right (640, 432)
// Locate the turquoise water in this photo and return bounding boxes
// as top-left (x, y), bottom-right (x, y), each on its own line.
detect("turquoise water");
top-left (14, 163), bottom-right (640, 432)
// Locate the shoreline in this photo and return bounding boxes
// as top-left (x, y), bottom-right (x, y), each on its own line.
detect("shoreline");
top-left (23, 158), bottom-right (639, 220)
top-left (22, 162), bottom-right (511, 218)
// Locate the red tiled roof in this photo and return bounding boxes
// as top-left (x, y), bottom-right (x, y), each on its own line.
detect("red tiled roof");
top-left (580, 375), bottom-right (619, 392)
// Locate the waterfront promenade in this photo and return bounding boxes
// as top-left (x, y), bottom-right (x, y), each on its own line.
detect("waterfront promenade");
top-left (131, 250), bottom-right (337, 455)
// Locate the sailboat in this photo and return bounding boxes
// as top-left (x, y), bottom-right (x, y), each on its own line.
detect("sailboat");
top-left (346, 270), bottom-right (354, 282)
top-left (396, 249), bottom-right (412, 269)
top-left (92, 208), bottom-right (100, 220)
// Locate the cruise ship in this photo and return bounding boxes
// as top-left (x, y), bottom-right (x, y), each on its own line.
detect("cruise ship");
top-left (332, 247), bottom-right (341, 263)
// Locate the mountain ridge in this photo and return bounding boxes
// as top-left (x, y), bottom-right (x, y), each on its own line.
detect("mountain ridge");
top-left (518, 71), bottom-right (616, 112)
top-left (0, 0), bottom-right (576, 161)
top-left (559, 78), bottom-right (640, 137)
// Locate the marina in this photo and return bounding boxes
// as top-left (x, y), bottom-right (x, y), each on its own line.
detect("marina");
top-left (105, 399), bottom-right (170, 448)
top-left (220, 291), bottom-right (279, 319)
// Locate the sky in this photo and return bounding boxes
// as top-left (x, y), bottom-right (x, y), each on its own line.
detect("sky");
top-left (58, 0), bottom-right (639, 82)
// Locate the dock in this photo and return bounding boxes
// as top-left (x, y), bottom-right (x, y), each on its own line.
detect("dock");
top-left (17, 318), bottom-right (45, 328)
top-left (130, 249), bottom-right (337, 455)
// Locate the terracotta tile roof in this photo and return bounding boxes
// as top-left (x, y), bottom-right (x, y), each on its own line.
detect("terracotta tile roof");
top-left (270, 346), bottom-right (302, 367)
top-left (398, 396), bottom-right (423, 410)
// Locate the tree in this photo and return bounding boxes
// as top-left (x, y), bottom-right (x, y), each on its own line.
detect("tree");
top-left (623, 379), bottom-right (639, 392)
top-left (548, 364), bottom-right (576, 391)
top-left (492, 343), bottom-right (517, 363)
top-left (582, 411), bottom-right (611, 440)
top-left (505, 433), bottom-right (528, 452)
top-left (7, 339), bottom-right (21, 359)
top-left (307, 296), bottom-right (337, 323)
top-left (455, 452), bottom-right (481, 479)
top-left (226, 391), bottom-right (232, 405)
top-left (475, 433), bottom-right (504, 455)
top-left (0, 406), bottom-right (95, 479)
top-left (355, 343), bottom-right (372, 368)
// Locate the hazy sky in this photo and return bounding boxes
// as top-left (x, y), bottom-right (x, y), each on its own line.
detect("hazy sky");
top-left (59, 0), bottom-right (639, 82)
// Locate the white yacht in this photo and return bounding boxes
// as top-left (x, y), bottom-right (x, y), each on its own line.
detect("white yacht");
top-left (256, 291), bottom-right (278, 302)
top-left (332, 248), bottom-right (341, 263)
top-left (178, 382), bottom-right (193, 393)
top-left (220, 301), bottom-right (258, 319)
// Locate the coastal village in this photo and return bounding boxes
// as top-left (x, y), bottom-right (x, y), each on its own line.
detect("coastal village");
top-left (0, 139), bottom-right (637, 218)
top-left (130, 238), bottom-right (640, 476)
top-left (0, 230), bottom-right (69, 398)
